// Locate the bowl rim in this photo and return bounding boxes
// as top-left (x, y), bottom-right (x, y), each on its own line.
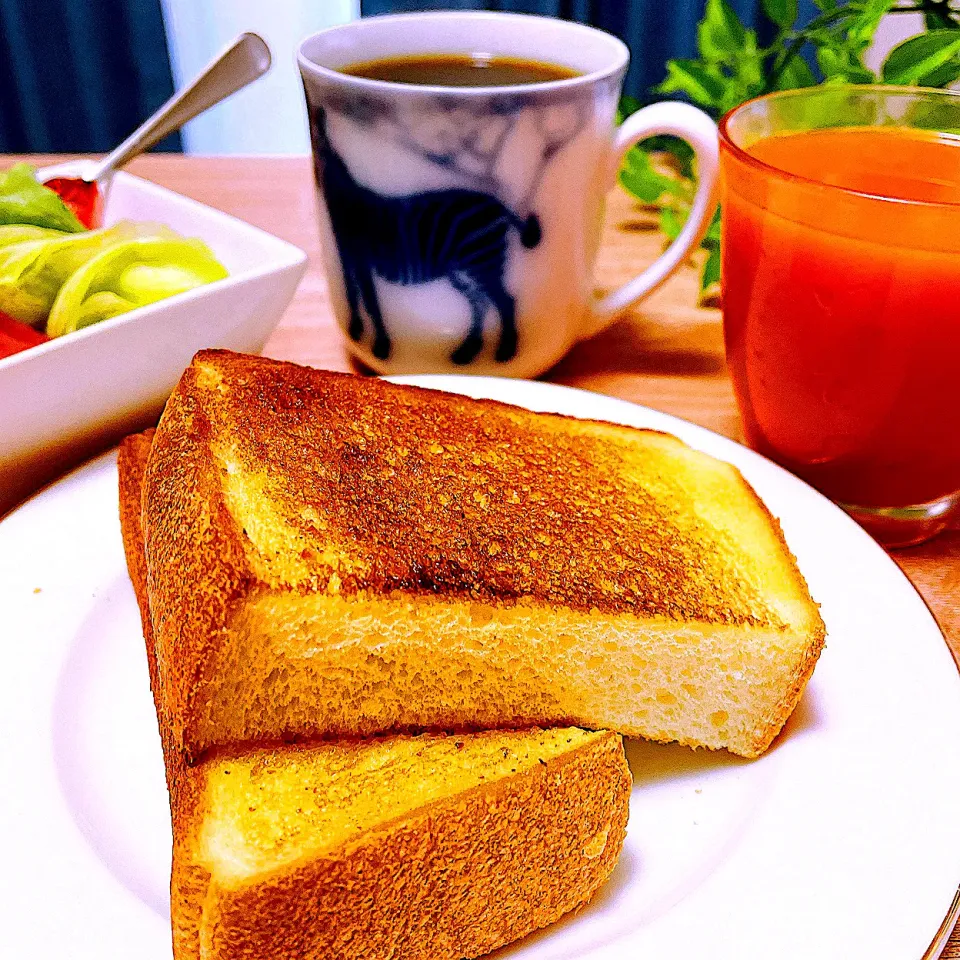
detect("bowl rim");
top-left (0, 164), bottom-right (308, 373)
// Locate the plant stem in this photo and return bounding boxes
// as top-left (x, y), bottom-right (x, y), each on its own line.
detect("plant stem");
top-left (896, 1), bottom-right (959, 26)
top-left (894, 4), bottom-right (954, 14)
top-left (762, 7), bottom-right (859, 94)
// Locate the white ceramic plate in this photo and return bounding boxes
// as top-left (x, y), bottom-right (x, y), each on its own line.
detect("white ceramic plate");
top-left (2, 376), bottom-right (959, 960)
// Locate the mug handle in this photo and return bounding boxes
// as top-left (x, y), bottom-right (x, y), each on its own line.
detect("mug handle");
top-left (584, 101), bottom-right (720, 337)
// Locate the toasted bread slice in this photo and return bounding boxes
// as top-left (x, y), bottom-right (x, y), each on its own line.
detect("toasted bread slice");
top-left (119, 428), bottom-right (188, 798)
top-left (118, 431), bottom-right (158, 697)
top-left (173, 728), bottom-right (629, 960)
top-left (118, 432), bottom-right (632, 960)
top-left (144, 351), bottom-right (825, 760)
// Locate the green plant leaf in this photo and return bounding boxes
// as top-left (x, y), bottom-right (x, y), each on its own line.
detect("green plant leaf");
top-left (824, 65), bottom-right (876, 84)
top-left (698, 0), bottom-right (747, 62)
top-left (704, 208), bottom-right (722, 245)
top-left (621, 0), bottom-right (960, 309)
top-left (658, 59), bottom-right (727, 109)
top-left (731, 29), bottom-right (766, 103)
top-left (815, 41), bottom-right (876, 83)
top-left (912, 58), bottom-right (960, 88)
top-left (761, 0), bottom-right (798, 29)
top-left (616, 95), bottom-right (643, 124)
top-left (815, 45), bottom-right (843, 78)
top-left (645, 136), bottom-right (696, 180)
top-left (774, 52), bottom-right (817, 89)
top-left (660, 207), bottom-right (685, 242)
top-left (882, 29), bottom-right (960, 85)
top-left (848, 0), bottom-right (898, 47)
top-left (924, 8), bottom-right (957, 31)
top-left (701, 244), bottom-right (721, 291)
top-left (618, 148), bottom-right (677, 204)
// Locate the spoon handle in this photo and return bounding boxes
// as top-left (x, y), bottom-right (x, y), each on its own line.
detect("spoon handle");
top-left (86, 32), bottom-right (271, 183)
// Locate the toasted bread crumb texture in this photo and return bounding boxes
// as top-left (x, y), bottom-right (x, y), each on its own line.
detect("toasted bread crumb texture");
top-left (117, 430), bottom-right (156, 678)
top-left (198, 727), bottom-right (605, 879)
top-left (145, 360), bottom-right (262, 759)
top-left (124, 428), bottom-right (634, 960)
top-left (201, 590), bottom-right (821, 759)
top-left (175, 729), bottom-right (630, 960)
top-left (118, 428), bottom-right (193, 802)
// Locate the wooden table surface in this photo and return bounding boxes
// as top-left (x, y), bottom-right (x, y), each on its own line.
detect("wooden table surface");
top-left (24, 154), bottom-right (960, 955)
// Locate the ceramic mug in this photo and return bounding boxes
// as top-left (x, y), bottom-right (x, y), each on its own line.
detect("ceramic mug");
top-left (298, 12), bottom-right (719, 377)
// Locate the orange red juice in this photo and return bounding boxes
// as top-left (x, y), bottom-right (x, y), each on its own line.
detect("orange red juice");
top-left (721, 127), bottom-right (960, 508)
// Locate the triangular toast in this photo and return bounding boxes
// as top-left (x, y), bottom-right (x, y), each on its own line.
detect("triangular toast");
top-left (143, 350), bottom-right (824, 761)
top-left (118, 431), bottom-right (631, 960)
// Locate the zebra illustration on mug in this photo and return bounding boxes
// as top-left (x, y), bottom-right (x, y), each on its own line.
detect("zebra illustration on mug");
top-left (311, 106), bottom-right (542, 364)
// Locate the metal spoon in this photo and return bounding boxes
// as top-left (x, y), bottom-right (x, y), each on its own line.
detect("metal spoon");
top-left (47, 32), bottom-right (271, 195)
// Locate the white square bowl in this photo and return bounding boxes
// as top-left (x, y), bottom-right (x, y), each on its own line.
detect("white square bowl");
top-left (0, 161), bottom-right (308, 514)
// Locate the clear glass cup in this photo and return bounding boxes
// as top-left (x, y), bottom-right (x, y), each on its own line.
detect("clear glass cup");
top-left (719, 86), bottom-right (960, 547)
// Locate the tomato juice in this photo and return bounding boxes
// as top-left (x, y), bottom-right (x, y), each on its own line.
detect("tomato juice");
top-left (721, 124), bottom-right (960, 513)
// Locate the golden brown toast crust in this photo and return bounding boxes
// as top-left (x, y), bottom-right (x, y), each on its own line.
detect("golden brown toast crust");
top-left (117, 431), bottom-right (157, 690)
top-left (119, 429), bottom-right (208, 959)
top-left (143, 350), bottom-right (824, 761)
top-left (176, 730), bottom-right (630, 960)
top-left (144, 362), bottom-right (260, 760)
top-left (118, 430), bottom-right (194, 814)
top-left (150, 350), bottom-right (804, 625)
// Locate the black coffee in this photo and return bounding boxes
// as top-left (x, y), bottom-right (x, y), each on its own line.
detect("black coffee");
top-left (340, 53), bottom-right (580, 87)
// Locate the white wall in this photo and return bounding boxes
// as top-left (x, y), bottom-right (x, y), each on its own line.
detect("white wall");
top-left (161, 0), bottom-right (359, 155)
top-left (866, 11), bottom-right (924, 73)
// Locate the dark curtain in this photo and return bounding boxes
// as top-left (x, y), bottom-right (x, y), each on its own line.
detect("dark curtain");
top-left (0, 0), bottom-right (181, 153)
top-left (360, 0), bottom-right (819, 99)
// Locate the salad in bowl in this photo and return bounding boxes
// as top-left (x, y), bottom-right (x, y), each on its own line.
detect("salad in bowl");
top-left (0, 158), bottom-right (306, 516)
top-left (0, 164), bottom-right (228, 359)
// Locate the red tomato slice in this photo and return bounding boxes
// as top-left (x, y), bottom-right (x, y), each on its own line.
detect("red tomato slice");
top-left (44, 177), bottom-right (102, 229)
top-left (0, 311), bottom-right (50, 360)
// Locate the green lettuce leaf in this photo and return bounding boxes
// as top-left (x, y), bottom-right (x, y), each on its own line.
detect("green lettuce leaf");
top-left (0, 164), bottom-right (85, 233)
top-left (47, 235), bottom-right (227, 336)
top-left (0, 224), bottom-right (67, 249)
top-left (0, 223), bottom-right (140, 326)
